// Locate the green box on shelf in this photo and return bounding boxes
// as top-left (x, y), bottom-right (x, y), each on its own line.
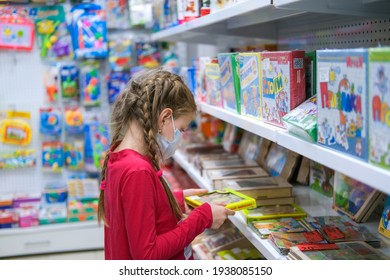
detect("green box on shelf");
top-left (218, 52), bottom-right (241, 114)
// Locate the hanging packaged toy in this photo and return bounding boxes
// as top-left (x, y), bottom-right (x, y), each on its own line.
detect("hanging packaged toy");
top-left (39, 107), bottom-right (62, 136)
top-left (30, 5), bottom-right (72, 59)
top-left (69, 4), bottom-right (108, 59)
top-left (107, 71), bottom-right (130, 104)
top-left (84, 121), bottom-right (109, 172)
top-left (64, 139), bottom-right (84, 171)
top-left (60, 63), bottom-right (79, 100)
top-left (0, 110), bottom-right (32, 146)
top-left (135, 41), bottom-right (161, 68)
top-left (0, 11), bottom-right (34, 51)
top-left (106, 0), bottom-right (131, 29)
top-left (41, 141), bottom-right (64, 173)
top-left (108, 35), bottom-right (132, 71)
top-left (80, 60), bottom-right (101, 107)
top-left (64, 106), bottom-right (84, 134)
top-left (0, 149), bottom-right (36, 169)
top-left (43, 64), bottom-right (59, 103)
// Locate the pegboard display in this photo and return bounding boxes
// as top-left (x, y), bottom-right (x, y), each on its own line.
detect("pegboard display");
top-left (278, 16), bottom-right (390, 51)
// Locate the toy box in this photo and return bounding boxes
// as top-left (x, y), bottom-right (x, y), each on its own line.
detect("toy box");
top-left (218, 53), bottom-right (241, 114)
top-left (261, 50), bottom-right (306, 128)
top-left (205, 61), bottom-right (222, 107)
top-left (185, 188), bottom-right (256, 211)
top-left (282, 95), bottom-right (317, 143)
top-left (368, 48), bottom-right (390, 169)
top-left (195, 57), bottom-right (213, 102)
top-left (309, 160), bottom-right (334, 197)
top-left (317, 49), bottom-right (368, 161)
top-left (238, 52), bottom-right (262, 120)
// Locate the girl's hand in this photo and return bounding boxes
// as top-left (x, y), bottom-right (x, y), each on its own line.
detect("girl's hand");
top-left (183, 189), bottom-right (208, 214)
top-left (208, 203), bottom-right (235, 229)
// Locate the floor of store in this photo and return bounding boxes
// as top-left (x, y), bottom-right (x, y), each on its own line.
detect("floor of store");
top-left (5, 250), bottom-right (104, 260)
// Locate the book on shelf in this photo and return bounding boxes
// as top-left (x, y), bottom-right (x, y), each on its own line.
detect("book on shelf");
top-left (301, 215), bottom-right (381, 247)
top-left (270, 230), bottom-right (327, 255)
top-left (206, 167), bottom-right (269, 189)
top-left (201, 158), bottom-right (259, 176)
top-left (309, 160), bottom-right (334, 197)
top-left (221, 176), bottom-right (293, 200)
top-left (254, 196), bottom-right (295, 206)
top-left (378, 195), bottom-right (390, 239)
top-left (185, 188), bottom-right (256, 211)
top-left (248, 217), bottom-right (308, 239)
top-left (288, 241), bottom-right (389, 260)
top-left (263, 142), bottom-right (301, 182)
top-left (333, 171), bottom-right (383, 222)
top-left (241, 203), bottom-right (307, 224)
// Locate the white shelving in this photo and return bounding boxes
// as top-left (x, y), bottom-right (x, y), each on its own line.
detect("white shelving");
top-left (173, 151), bottom-right (341, 260)
top-left (200, 102), bottom-right (390, 196)
top-left (0, 221), bottom-right (103, 258)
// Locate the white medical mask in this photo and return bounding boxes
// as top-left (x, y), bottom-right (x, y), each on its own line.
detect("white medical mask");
top-left (157, 115), bottom-right (183, 160)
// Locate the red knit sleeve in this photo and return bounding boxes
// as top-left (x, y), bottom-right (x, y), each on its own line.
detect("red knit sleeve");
top-left (121, 170), bottom-right (212, 260)
top-left (173, 189), bottom-right (185, 212)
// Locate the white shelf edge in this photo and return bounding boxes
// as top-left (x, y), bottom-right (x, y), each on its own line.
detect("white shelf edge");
top-left (277, 131), bottom-right (390, 196)
top-left (228, 213), bottom-right (286, 260)
top-left (199, 103), bottom-right (390, 196)
top-left (200, 103), bottom-right (282, 142)
top-left (172, 152), bottom-right (213, 192)
top-left (0, 220), bottom-right (102, 236)
top-left (151, 0), bottom-right (274, 41)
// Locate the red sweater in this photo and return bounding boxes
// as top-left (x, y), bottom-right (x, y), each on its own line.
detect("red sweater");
top-left (103, 149), bottom-right (213, 260)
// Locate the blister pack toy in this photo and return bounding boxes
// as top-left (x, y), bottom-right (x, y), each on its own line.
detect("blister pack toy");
top-left (43, 64), bottom-right (59, 103)
top-left (106, 0), bottom-right (130, 29)
top-left (0, 12), bottom-right (34, 51)
top-left (135, 41), bottom-right (160, 68)
top-left (69, 4), bottom-right (108, 59)
top-left (80, 60), bottom-right (101, 107)
top-left (64, 139), bottom-right (84, 171)
top-left (107, 71), bottom-right (130, 104)
top-left (84, 121), bottom-right (109, 172)
top-left (64, 106), bottom-right (83, 134)
top-left (30, 5), bottom-right (72, 59)
top-left (60, 63), bottom-right (79, 100)
top-left (108, 35), bottom-right (132, 71)
top-left (41, 141), bottom-right (64, 173)
top-left (0, 110), bottom-right (32, 146)
top-left (39, 107), bottom-right (62, 136)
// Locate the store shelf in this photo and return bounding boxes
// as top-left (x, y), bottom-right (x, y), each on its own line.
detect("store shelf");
top-left (200, 103), bottom-right (282, 143)
top-left (151, 0), bottom-right (303, 44)
top-left (199, 102), bottom-right (390, 196)
top-left (274, 0), bottom-right (390, 18)
top-left (172, 152), bottom-right (213, 192)
top-left (277, 131), bottom-right (390, 196)
top-left (0, 221), bottom-right (103, 258)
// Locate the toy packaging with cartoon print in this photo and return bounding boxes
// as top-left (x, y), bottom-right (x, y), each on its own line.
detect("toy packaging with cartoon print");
top-left (205, 60), bottom-right (222, 107)
top-left (317, 49), bottom-right (368, 161)
top-left (261, 50), bottom-right (306, 128)
top-left (238, 52), bottom-right (262, 120)
top-left (368, 48), bottom-right (390, 170)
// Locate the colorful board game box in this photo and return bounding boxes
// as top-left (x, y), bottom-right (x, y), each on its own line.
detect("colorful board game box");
top-left (368, 48), bottom-right (390, 169)
top-left (249, 217), bottom-right (307, 239)
top-left (378, 195), bottom-right (390, 239)
top-left (185, 189), bottom-right (256, 211)
top-left (218, 53), bottom-right (241, 114)
top-left (205, 62), bottom-right (222, 107)
top-left (317, 49), bottom-right (368, 161)
top-left (238, 52), bottom-right (262, 120)
top-left (333, 171), bottom-right (381, 222)
top-left (261, 50), bottom-right (306, 128)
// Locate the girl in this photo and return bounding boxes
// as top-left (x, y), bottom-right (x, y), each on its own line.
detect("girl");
top-left (98, 69), bottom-right (234, 260)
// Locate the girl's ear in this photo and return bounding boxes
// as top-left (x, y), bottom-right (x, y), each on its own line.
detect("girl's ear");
top-left (158, 108), bottom-right (173, 130)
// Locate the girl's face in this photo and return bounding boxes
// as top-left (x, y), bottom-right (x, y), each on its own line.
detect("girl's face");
top-left (160, 111), bottom-right (196, 142)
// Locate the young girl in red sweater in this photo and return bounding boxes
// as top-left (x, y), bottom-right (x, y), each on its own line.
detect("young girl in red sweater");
top-left (98, 69), bottom-right (234, 260)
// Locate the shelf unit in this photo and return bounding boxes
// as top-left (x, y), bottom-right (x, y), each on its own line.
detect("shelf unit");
top-left (152, 0), bottom-right (390, 259)
top-left (200, 102), bottom-right (390, 196)
top-left (0, 221), bottom-right (103, 258)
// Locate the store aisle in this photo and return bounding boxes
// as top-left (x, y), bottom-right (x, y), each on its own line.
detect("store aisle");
top-left (4, 250), bottom-right (104, 260)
